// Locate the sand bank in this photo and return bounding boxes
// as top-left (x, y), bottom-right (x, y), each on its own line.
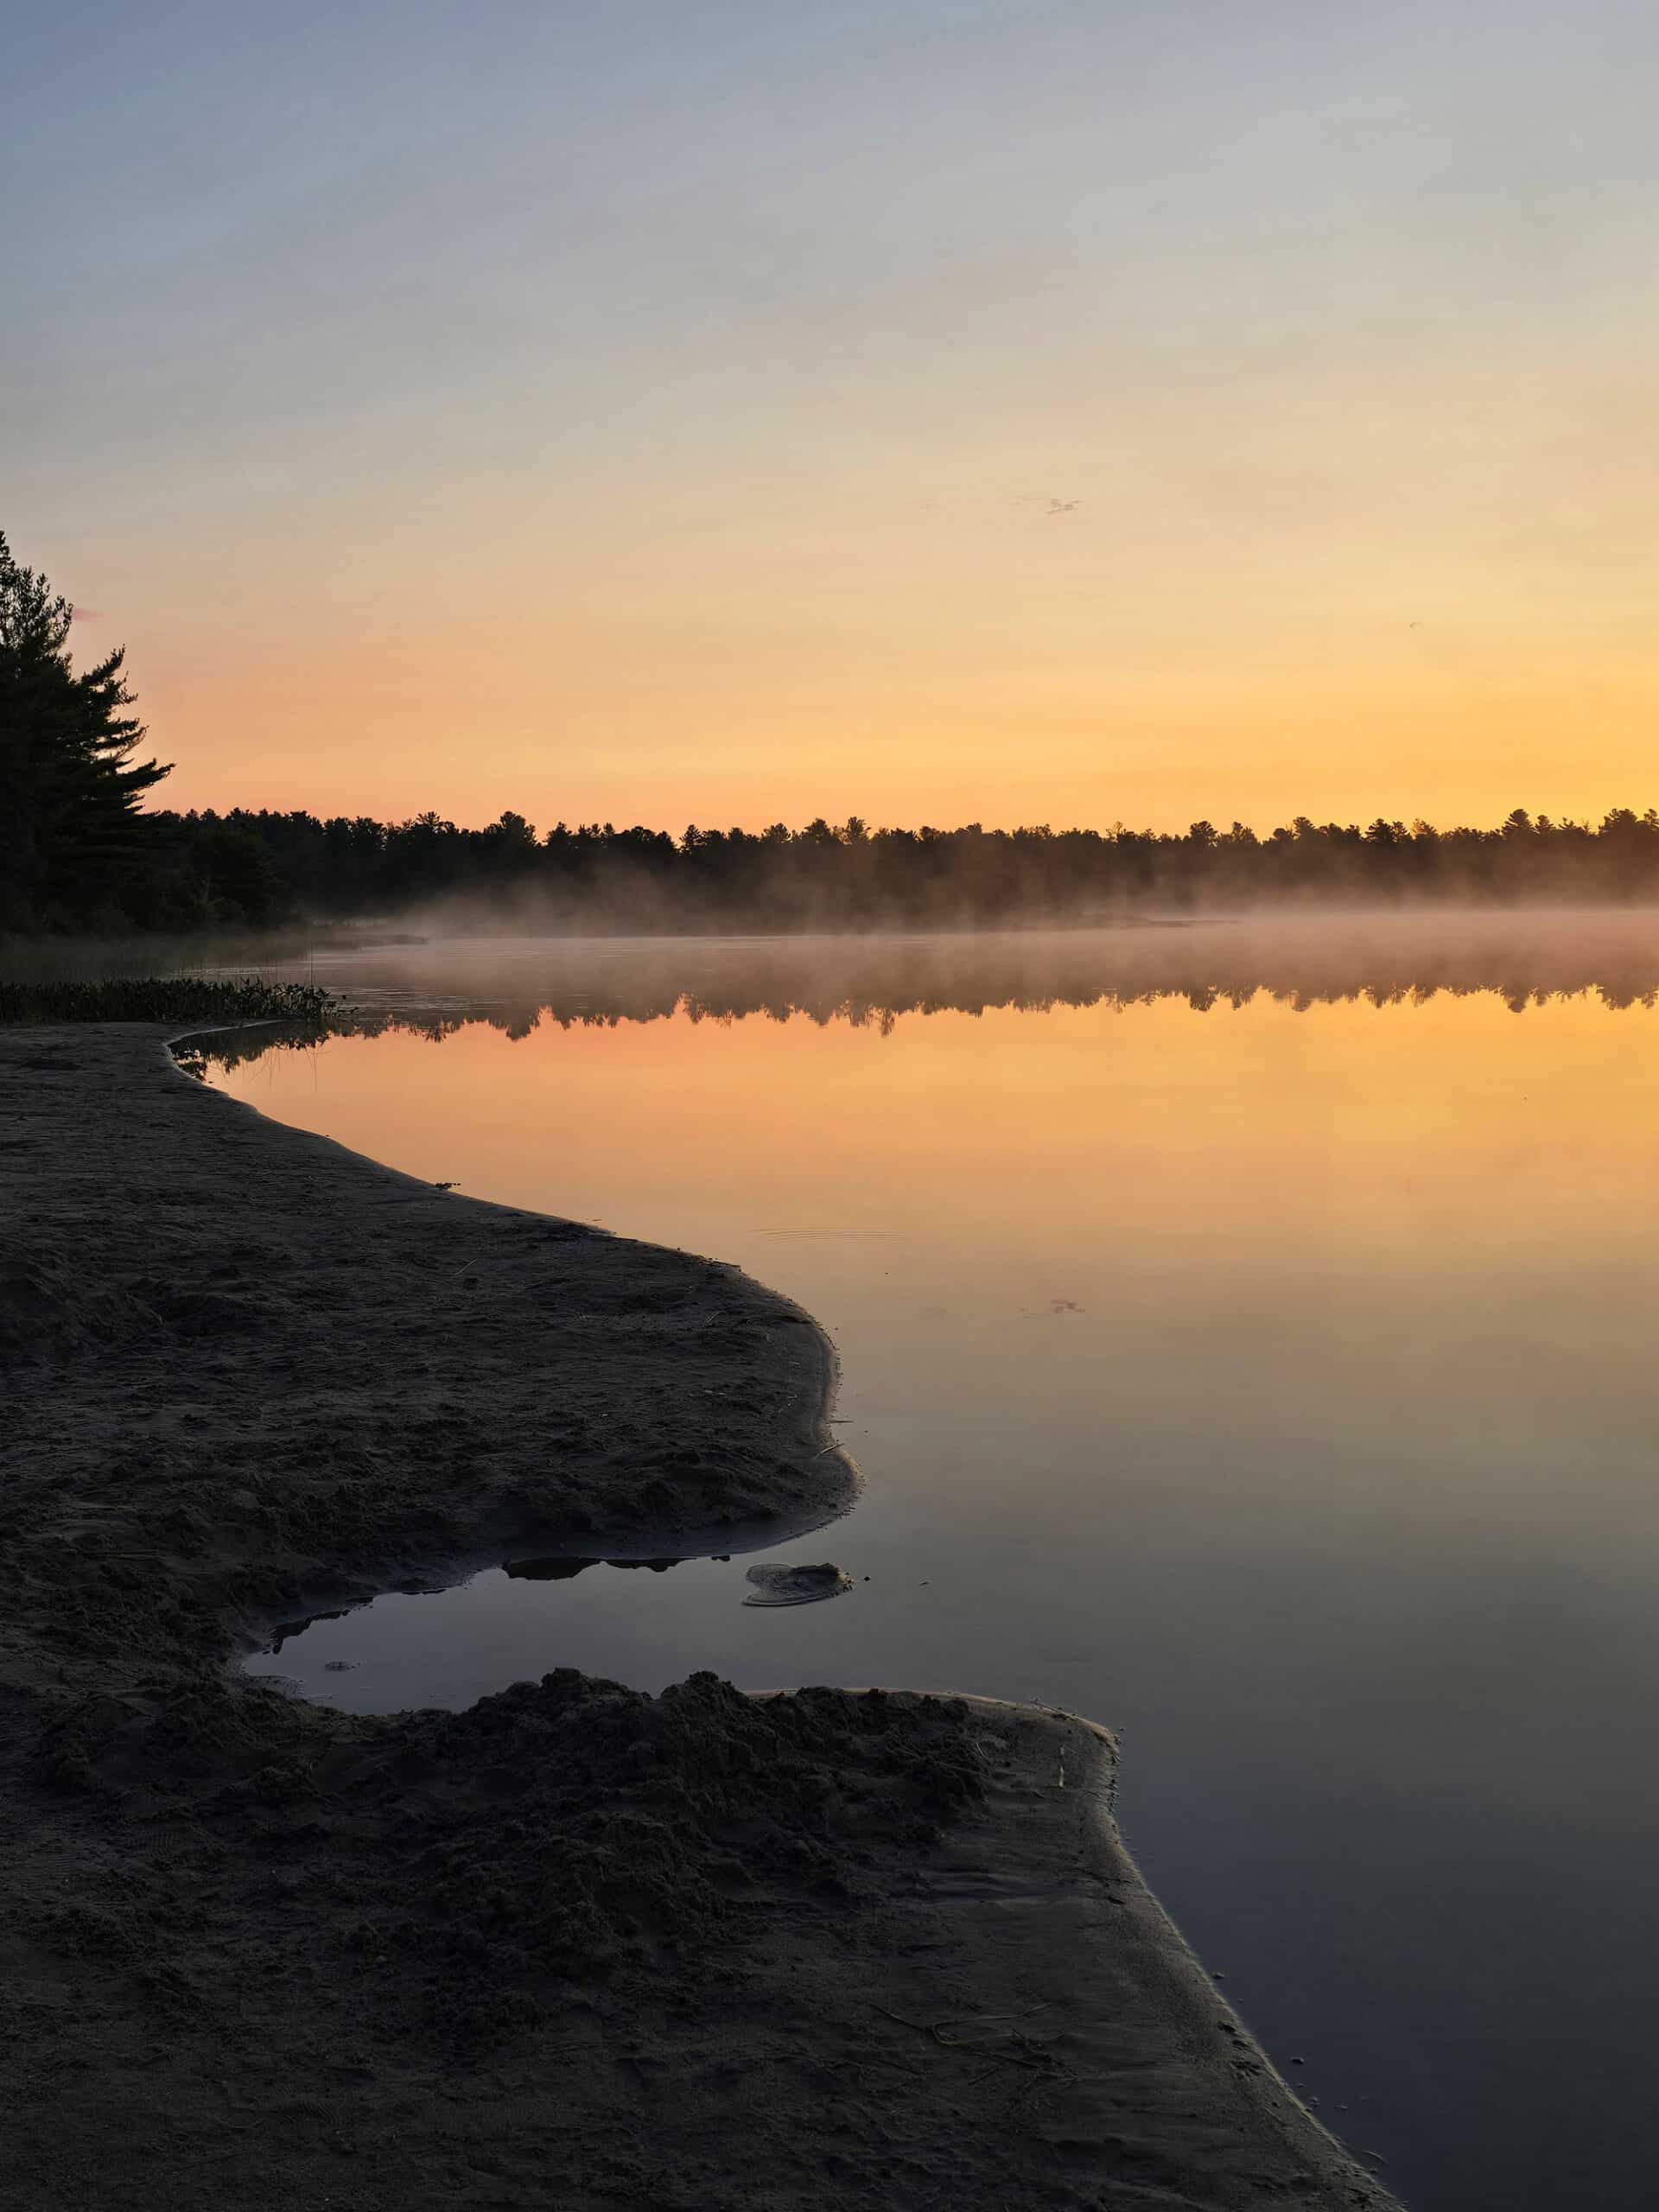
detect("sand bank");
top-left (0, 1026), bottom-right (1397, 2209)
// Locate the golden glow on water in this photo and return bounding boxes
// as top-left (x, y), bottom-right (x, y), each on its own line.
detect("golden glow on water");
top-left (245, 986), bottom-right (1659, 1336)
top-left (219, 949), bottom-right (1659, 2207)
top-left (232, 982), bottom-right (1659, 1518)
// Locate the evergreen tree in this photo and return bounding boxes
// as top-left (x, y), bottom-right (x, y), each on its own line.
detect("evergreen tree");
top-left (0, 530), bottom-right (171, 929)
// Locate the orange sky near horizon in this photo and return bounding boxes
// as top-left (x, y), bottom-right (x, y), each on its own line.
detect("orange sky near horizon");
top-left (70, 476), bottom-right (1659, 837)
top-left (16, 3), bottom-right (1659, 839)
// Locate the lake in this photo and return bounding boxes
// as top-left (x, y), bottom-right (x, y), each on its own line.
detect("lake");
top-left (205, 915), bottom-right (1659, 2212)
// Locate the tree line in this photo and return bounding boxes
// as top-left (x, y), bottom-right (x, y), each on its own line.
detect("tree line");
top-left (123, 802), bottom-right (1659, 931)
top-left (10, 527), bottom-right (1659, 933)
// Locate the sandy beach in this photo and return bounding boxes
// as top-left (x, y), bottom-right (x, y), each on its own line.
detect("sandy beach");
top-left (1, 1025), bottom-right (1398, 2210)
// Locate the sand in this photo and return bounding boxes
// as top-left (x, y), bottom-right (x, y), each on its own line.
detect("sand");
top-left (0, 1023), bottom-right (1400, 2209)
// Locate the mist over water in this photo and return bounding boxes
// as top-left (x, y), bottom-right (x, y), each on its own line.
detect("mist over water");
top-left (200, 916), bottom-right (1659, 2212)
top-left (168, 900), bottom-right (1659, 1031)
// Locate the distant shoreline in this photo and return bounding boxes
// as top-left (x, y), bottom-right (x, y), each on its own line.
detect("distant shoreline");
top-left (1, 1026), bottom-right (1395, 2209)
top-left (35, 797), bottom-right (1659, 943)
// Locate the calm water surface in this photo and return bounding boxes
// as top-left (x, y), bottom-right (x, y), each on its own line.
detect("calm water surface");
top-left (212, 920), bottom-right (1659, 2212)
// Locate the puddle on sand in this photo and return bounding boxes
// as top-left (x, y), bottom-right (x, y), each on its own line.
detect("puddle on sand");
top-left (246, 1547), bottom-right (873, 1712)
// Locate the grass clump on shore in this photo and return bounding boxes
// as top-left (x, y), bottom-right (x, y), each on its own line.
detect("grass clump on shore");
top-left (0, 976), bottom-right (338, 1026)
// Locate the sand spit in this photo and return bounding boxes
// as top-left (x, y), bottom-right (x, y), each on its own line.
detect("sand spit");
top-left (0, 1027), bottom-right (1397, 2209)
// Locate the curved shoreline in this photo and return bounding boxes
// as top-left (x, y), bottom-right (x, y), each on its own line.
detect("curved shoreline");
top-left (163, 1020), bottom-right (861, 1662)
top-left (172, 1024), bottom-right (862, 1666)
top-left (1, 1024), bottom-right (1398, 2210)
top-left (4, 1021), bottom-right (859, 1692)
top-left (950, 1698), bottom-right (1396, 2198)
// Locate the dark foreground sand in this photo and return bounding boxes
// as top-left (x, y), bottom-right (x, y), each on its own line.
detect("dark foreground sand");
top-left (1, 1027), bottom-right (1399, 2210)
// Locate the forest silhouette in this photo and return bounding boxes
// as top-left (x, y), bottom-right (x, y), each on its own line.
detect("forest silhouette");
top-left (129, 801), bottom-right (1659, 935)
top-left (13, 526), bottom-right (1659, 936)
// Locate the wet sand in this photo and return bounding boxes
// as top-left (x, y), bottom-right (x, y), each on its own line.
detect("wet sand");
top-left (0, 1025), bottom-right (1397, 2209)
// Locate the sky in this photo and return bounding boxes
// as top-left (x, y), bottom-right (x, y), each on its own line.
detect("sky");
top-left (6, 0), bottom-right (1659, 834)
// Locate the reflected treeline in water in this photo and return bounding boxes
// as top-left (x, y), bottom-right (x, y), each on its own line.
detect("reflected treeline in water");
top-left (179, 913), bottom-right (1659, 1067)
top-left (505, 1556), bottom-right (690, 1580)
top-left (265, 1556), bottom-right (714, 1654)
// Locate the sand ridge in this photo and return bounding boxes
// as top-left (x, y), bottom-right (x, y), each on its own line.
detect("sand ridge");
top-left (0, 1025), bottom-right (1399, 2209)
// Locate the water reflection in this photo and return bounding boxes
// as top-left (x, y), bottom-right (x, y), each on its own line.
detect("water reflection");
top-left (212, 918), bottom-right (1659, 2212)
top-left (178, 908), bottom-right (1659, 1074)
top-left (505, 1554), bottom-right (687, 1580)
top-left (266, 1556), bottom-right (695, 1651)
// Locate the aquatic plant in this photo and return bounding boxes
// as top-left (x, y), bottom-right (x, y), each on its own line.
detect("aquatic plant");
top-left (0, 975), bottom-right (339, 1025)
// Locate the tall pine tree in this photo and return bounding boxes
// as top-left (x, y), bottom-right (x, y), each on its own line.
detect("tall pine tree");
top-left (0, 531), bottom-right (171, 929)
